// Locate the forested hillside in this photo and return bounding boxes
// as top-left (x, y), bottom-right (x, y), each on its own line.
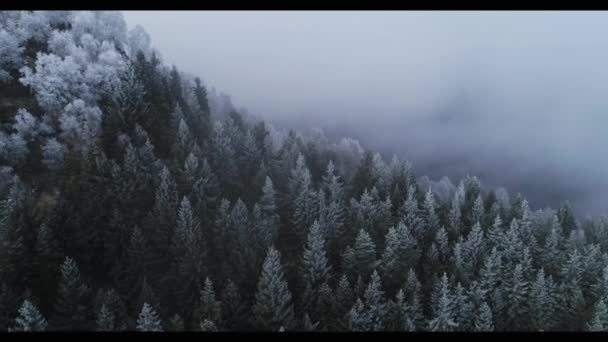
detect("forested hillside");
top-left (1, 11), bottom-right (608, 332)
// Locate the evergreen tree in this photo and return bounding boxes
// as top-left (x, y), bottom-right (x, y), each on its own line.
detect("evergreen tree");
top-left (168, 314), bottom-right (184, 331)
top-left (474, 302), bottom-right (494, 332)
top-left (428, 273), bottom-right (456, 332)
top-left (380, 222), bottom-right (419, 293)
top-left (172, 197), bottom-right (204, 325)
top-left (301, 221), bottom-right (331, 315)
top-left (136, 303), bottom-right (163, 332)
top-left (220, 279), bottom-right (247, 331)
top-left (588, 298), bottom-right (608, 331)
top-left (95, 304), bottom-right (115, 331)
top-left (11, 300), bottom-right (47, 332)
top-left (52, 257), bottom-right (92, 330)
top-left (289, 154), bottom-right (318, 250)
top-left (193, 277), bottom-right (221, 330)
top-left (252, 247), bottom-right (295, 331)
top-left (352, 228), bottom-right (378, 281)
top-left (258, 176), bottom-right (279, 251)
top-left (530, 268), bottom-right (557, 331)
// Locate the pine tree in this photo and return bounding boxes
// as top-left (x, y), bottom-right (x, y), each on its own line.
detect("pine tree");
top-left (422, 188), bottom-right (440, 242)
top-left (289, 154), bottom-right (318, 249)
top-left (11, 300), bottom-right (47, 332)
top-left (193, 277), bottom-right (221, 330)
top-left (315, 282), bottom-right (337, 331)
top-left (452, 282), bottom-right (474, 331)
top-left (448, 194), bottom-right (462, 239)
top-left (301, 221), bottom-right (331, 315)
top-left (258, 176), bottom-right (279, 251)
top-left (335, 274), bottom-right (354, 329)
top-left (252, 247), bottom-right (295, 331)
top-left (381, 222), bottom-right (419, 293)
top-left (428, 273), bottom-right (456, 332)
top-left (172, 197), bottom-right (204, 324)
top-left (96, 304), bottom-right (115, 331)
top-left (530, 268), bottom-right (557, 331)
top-left (471, 194), bottom-right (484, 227)
top-left (399, 186), bottom-right (424, 241)
top-left (220, 279), bottom-right (247, 331)
top-left (136, 303), bottom-right (163, 332)
top-left (352, 228), bottom-right (377, 281)
top-left (348, 298), bottom-right (370, 331)
top-left (168, 313), bottom-right (184, 331)
top-left (52, 257), bottom-right (92, 330)
top-left (588, 298), bottom-right (608, 331)
top-left (98, 289), bottom-right (129, 331)
top-left (33, 223), bottom-right (63, 309)
top-left (505, 264), bottom-right (529, 330)
top-left (321, 160), bottom-right (345, 247)
top-left (474, 302), bottom-right (494, 332)
top-left (147, 165), bottom-right (178, 286)
top-left (362, 270), bottom-right (386, 331)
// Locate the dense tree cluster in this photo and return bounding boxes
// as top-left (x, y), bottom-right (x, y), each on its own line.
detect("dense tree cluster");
top-left (1, 11), bottom-right (608, 332)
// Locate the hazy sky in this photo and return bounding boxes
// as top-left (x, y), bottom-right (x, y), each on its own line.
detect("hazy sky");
top-left (122, 11), bottom-right (608, 216)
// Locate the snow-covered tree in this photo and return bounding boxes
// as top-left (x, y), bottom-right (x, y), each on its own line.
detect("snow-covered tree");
top-left (252, 246), bottom-right (295, 331)
top-left (11, 300), bottom-right (47, 332)
top-left (136, 303), bottom-right (163, 332)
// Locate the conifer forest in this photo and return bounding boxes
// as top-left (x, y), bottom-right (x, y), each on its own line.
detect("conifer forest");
top-left (2, 10), bottom-right (608, 332)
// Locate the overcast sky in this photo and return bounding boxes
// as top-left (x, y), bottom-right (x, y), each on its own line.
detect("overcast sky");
top-left (122, 11), bottom-right (608, 216)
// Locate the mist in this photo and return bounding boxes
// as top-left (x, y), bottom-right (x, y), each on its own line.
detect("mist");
top-left (123, 11), bottom-right (608, 217)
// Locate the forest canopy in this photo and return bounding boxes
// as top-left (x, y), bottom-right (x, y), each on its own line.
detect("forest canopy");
top-left (1, 11), bottom-right (608, 332)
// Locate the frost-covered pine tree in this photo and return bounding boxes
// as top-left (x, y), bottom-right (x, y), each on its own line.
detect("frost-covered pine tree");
top-left (381, 222), bottom-right (418, 292)
top-left (399, 186), bottom-right (423, 241)
top-left (136, 303), bottom-right (163, 332)
top-left (321, 160), bottom-right (345, 243)
top-left (530, 268), bottom-right (557, 331)
top-left (193, 277), bottom-right (221, 330)
top-left (352, 228), bottom-right (377, 280)
top-left (428, 273), bottom-right (457, 332)
top-left (167, 314), bottom-right (184, 331)
top-left (588, 298), bottom-right (608, 331)
top-left (171, 197), bottom-right (204, 324)
top-left (259, 176), bottom-right (279, 250)
top-left (301, 221), bottom-right (331, 314)
top-left (422, 188), bottom-right (440, 241)
top-left (11, 300), bottom-right (47, 332)
top-left (289, 154), bottom-right (318, 247)
top-left (362, 270), bottom-right (386, 331)
top-left (505, 264), bottom-right (529, 330)
top-left (471, 194), bottom-right (484, 227)
top-left (474, 302), bottom-right (494, 332)
top-left (349, 298), bottom-right (370, 331)
top-left (252, 246), bottom-right (295, 331)
top-left (95, 304), bottom-right (115, 331)
top-left (52, 257), bottom-right (92, 330)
